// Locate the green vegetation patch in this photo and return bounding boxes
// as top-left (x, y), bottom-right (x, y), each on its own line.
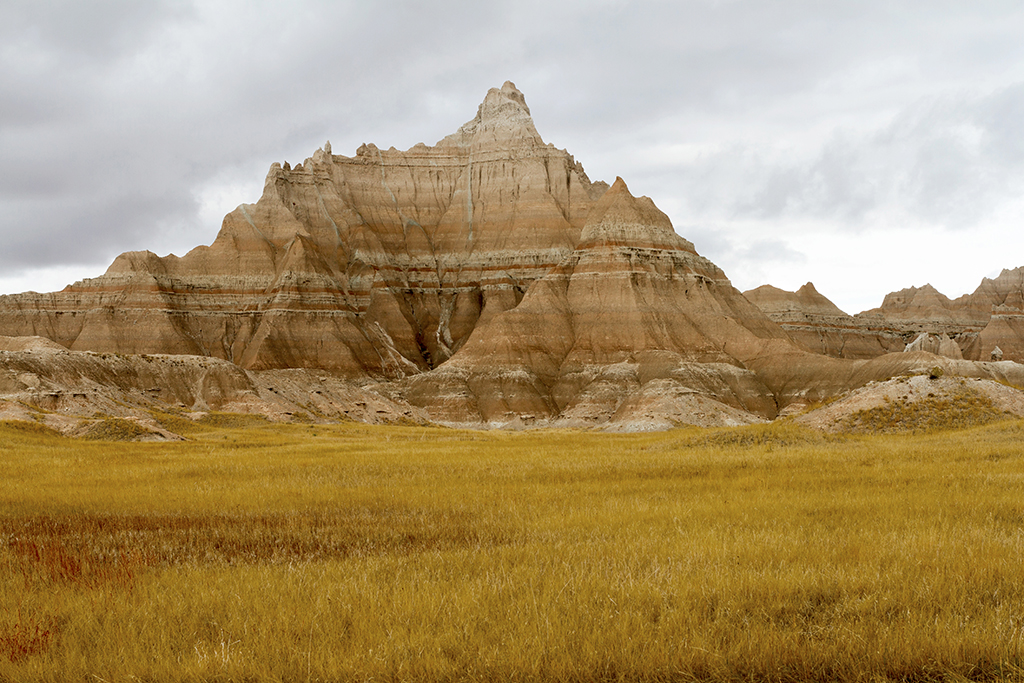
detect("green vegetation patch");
top-left (841, 389), bottom-right (1008, 434)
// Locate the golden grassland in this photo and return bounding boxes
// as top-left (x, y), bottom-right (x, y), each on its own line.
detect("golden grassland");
top-left (2, 414), bottom-right (1024, 682)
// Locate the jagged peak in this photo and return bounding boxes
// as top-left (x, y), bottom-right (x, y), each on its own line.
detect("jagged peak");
top-left (578, 177), bottom-right (694, 252)
top-left (439, 81), bottom-right (543, 148)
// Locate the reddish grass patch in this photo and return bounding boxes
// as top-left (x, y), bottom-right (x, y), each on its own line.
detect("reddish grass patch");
top-left (0, 611), bottom-right (57, 663)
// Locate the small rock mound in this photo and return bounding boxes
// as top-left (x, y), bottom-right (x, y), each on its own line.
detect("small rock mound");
top-left (794, 374), bottom-right (1024, 433)
top-left (904, 332), bottom-right (963, 359)
top-left (0, 335), bottom-right (66, 352)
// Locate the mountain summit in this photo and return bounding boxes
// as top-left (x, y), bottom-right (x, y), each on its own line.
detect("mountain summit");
top-left (440, 81), bottom-right (543, 149)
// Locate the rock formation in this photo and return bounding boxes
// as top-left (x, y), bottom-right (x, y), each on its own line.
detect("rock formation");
top-left (0, 82), bottom-right (605, 378)
top-left (903, 332), bottom-right (963, 359)
top-left (395, 177), bottom-right (790, 428)
top-left (748, 268), bottom-right (1024, 363)
top-left (743, 282), bottom-right (900, 358)
top-left (0, 336), bottom-right (428, 436)
top-left (2, 82), bottom-right (1024, 431)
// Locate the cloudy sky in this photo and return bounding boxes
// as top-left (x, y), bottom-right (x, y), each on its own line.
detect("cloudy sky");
top-left (3, 0), bottom-right (1024, 314)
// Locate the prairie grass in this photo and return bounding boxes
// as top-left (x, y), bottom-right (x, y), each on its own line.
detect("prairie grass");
top-left (1, 418), bottom-right (1024, 681)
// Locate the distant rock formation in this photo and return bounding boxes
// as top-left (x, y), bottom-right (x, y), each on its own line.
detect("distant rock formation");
top-left (903, 332), bottom-right (963, 359)
top-left (748, 268), bottom-right (1024, 363)
top-left (743, 282), bottom-right (900, 358)
top-left (0, 337), bottom-right (428, 436)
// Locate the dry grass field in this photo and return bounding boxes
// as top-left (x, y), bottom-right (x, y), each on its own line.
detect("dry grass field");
top-left (2, 413), bottom-right (1024, 682)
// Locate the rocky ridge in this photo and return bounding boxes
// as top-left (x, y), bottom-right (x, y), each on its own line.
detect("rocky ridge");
top-left (2, 82), bottom-right (1024, 434)
top-left (746, 268), bottom-right (1024, 363)
top-left (0, 82), bottom-right (605, 378)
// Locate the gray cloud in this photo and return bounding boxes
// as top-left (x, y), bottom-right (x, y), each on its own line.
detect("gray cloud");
top-left (2, 0), bottom-right (1024, 309)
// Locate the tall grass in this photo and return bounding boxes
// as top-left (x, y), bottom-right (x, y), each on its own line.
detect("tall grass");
top-left (1, 418), bottom-right (1023, 681)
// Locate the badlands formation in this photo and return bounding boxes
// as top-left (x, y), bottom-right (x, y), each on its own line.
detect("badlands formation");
top-left (3, 81), bottom-right (1024, 435)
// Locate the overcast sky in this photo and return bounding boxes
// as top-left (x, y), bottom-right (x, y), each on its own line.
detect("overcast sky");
top-left (3, 0), bottom-right (1024, 314)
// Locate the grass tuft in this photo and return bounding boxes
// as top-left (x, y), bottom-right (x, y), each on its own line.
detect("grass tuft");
top-left (81, 417), bottom-right (152, 441)
top-left (841, 388), bottom-right (1008, 433)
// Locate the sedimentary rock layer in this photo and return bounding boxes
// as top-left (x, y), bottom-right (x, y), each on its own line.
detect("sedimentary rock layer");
top-left (3, 82), bottom-right (1024, 430)
top-left (743, 283), bottom-right (901, 359)
top-left (0, 82), bottom-right (605, 378)
top-left (748, 269), bottom-right (1024, 363)
top-left (396, 178), bottom-right (795, 427)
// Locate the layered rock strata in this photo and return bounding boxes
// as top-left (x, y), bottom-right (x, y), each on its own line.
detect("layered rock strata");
top-left (2, 82), bottom-right (1024, 430)
top-left (853, 270), bottom-right (1024, 361)
top-left (748, 269), bottom-right (1024, 363)
top-left (0, 82), bottom-right (605, 378)
top-left (743, 282), bottom-right (901, 358)
top-left (0, 337), bottom-right (428, 436)
top-left (395, 178), bottom-right (799, 427)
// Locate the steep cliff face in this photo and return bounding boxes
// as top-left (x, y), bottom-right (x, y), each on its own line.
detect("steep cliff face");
top-left (0, 82), bottom-right (604, 378)
top-left (397, 178), bottom-right (791, 427)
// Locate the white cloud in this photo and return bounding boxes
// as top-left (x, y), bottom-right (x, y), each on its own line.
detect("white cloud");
top-left (2, 0), bottom-right (1024, 315)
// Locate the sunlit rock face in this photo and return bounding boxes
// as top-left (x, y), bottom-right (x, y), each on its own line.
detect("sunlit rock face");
top-left (744, 282), bottom-right (901, 359)
top-left (0, 82), bottom-right (606, 378)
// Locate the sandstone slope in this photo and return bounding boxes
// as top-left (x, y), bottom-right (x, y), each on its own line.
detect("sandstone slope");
top-left (794, 366), bottom-right (1024, 433)
top-left (395, 178), bottom-right (796, 429)
top-left (0, 338), bottom-right (427, 438)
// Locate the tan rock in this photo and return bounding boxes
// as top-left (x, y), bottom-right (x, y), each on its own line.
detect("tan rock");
top-left (0, 82), bottom-right (603, 378)
top-left (744, 282), bottom-right (899, 358)
top-left (903, 332), bottom-right (963, 359)
top-left (398, 178), bottom-right (791, 426)
top-left (0, 345), bottom-right (428, 437)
